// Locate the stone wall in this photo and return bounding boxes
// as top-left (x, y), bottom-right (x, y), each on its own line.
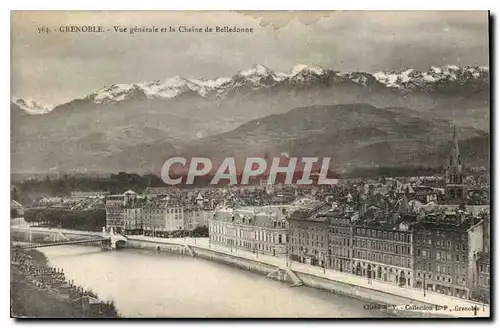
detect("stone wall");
top-left (126, 239), bottom-right (184, 254)
top-left (296, 271), bottom-right (435, 307)
top-left (10, 229), bottom-right (455, 314)
top-left (190, 246), bottom-right (278, 276)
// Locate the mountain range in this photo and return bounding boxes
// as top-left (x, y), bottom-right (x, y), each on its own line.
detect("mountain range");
top-left (11, 64), bottom-right (490, 174)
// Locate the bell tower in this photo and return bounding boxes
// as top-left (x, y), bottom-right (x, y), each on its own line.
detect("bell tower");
top-left (444, 126), bottom-right (467, 204)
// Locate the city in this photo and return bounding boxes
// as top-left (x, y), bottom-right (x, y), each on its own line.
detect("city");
top-left (12, 128), bottom-right (490, 307)
top-left (10, 10), bottom-right (490, 319)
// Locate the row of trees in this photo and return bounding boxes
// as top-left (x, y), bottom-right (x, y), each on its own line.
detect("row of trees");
top-left (24, 209), bottom-right (106, 232)
top-left (13, 172), bottom-right (165, 204)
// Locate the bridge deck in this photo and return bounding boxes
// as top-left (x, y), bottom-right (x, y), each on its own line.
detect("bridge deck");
top-left (21, 238), bottom-right (110, 249)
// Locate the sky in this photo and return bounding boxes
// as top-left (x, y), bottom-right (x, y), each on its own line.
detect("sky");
top-left (11, 11), bottom-right (489, 105)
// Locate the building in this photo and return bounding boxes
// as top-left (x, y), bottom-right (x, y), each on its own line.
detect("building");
top-left (70, 191), bottom-right (110, 198)
top-left (472, 252), bottom-right (490, 303)
top-left (348, 194), bottom-right (416, 287)
top-left (183, 206), bottom-right (212, 231)
top-left (288, 202), bottom-right (331, 267)
top-left (209, 205), bottom-right (290, 256)
top-left (413, 212), bottom-right (484, 299)
top-left (325, 209), bottom-right (353, 272)
top-left (142, 197), bottom-right (184, 236)
top-left (352, 217), bottom-right (415, 287)
top-left (253, 207), bottom-right (289, 256)
top-left (444, 126), bottom-right (467, 205)
top-left (11, 199), bottom-right (24, 218)
top-left (105, 190), bottom-right (138, 234)
top-left (123, 197), bottom-right (144, 235)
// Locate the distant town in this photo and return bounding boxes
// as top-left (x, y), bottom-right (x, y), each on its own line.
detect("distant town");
top-left (11, 130), bottom-right (490, 305)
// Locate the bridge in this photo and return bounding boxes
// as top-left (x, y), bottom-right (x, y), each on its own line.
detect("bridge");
top-left (22, 238), bottom-right (110, 249)
top-left (17, 227), bottom-right (127, 250)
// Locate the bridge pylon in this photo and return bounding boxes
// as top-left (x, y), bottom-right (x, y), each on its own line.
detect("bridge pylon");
top-left (101, 227), bottom-right (127, 249)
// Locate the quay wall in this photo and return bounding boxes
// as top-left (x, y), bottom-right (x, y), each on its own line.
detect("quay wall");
top-left (9, 229), bottom-right (458, 315)
top-left (126, 239), bottom-right (184, 254)
top-left (125, 238), bottom-right (445, 311)
top-left (125, 238), bottom-right (278, 275)
top-left (295, 271), bottom-right (433, 307)
top-left (190, 245), bottom-right (278, 276)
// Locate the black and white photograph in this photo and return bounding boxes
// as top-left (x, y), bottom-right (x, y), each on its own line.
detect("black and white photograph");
top-left (9, 10), bottom-right (491, 318)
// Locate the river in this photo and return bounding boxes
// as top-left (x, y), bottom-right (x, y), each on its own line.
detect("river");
top-left (40, 245), bottom-right (395, 318)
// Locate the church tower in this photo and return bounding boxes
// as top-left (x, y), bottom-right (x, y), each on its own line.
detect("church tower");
top-left (445, 126), bottom-right (467, 204)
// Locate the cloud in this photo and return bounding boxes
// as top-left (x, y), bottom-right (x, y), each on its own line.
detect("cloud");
top-left (11, 11), bottom-right (489, 105)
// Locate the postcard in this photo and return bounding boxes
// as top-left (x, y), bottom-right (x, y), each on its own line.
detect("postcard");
top-left (10, 11), bottom-right (490, 318)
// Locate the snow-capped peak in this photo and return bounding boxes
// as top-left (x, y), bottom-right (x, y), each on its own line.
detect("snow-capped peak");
top-left (12, 97), bottom-right (54, 115)
top-left (290, 64), bottom-right (325, 76)
top-left (87, 84), bottom-right (145, 104)
top-left (39, 64), bottom-right (488, 109)
top-left (372, 65), bottom-right (488, 90)
top-left (238, 64), bottom-right (272, 77)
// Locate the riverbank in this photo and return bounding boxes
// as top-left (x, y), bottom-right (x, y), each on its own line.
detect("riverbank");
top-left (10, 247), bottom-right (119, 318)
top-left (11, 227), bottom-right (490, 318)
top-left (126, 235), bottom-right (489, 318)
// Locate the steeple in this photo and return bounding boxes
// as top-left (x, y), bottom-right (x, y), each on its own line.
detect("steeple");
top-left (444, 125), bottom-right (467, 204)
top-left (449, 125), bottom-right (461, 168)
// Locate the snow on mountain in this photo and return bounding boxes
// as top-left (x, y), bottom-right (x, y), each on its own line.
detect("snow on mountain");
top-left (22, 64), bottom-right (489, 110)
top-left (238, 64), bottom-right (274, 78)
top-left (12, 98), bottom-right (54, 115)
top-left (85, 75), bottom-right (233, 104)
top-left (227, 64), bottom-right (283, 88)
top-left (290, 64), bottom-right (325, 76)
top-left (373, 65), bottom-right (489, 91)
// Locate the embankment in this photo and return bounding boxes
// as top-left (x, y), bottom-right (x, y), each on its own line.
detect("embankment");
top-left (11, 228), bottom-right (486, 318)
